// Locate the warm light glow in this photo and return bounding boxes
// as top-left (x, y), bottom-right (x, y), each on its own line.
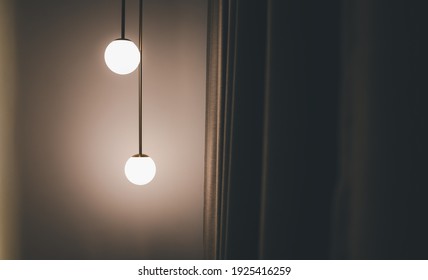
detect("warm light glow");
top-left (104, 39), bottom-right (140, 75)
top-left (124, 155), bottom-right (156, 185)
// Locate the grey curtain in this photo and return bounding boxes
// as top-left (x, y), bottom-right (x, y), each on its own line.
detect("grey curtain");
top-left (204, 0), bottom-right (428, 259)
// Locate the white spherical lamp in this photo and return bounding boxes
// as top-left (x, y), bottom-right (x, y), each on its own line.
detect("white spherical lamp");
top-left (104, 39), bottom-right (140, 75)
top-left (124, 154), bottom-right (156, 185)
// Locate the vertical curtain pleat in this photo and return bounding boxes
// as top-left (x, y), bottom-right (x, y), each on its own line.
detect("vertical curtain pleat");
top-left (203, 0), bottom-right (224, 260)
top-left (205, 0), bottom-right (268, 260)
top-left (260, 0), bottom-right (342, 259)
top-left (332, 0), bottom-right (428, 259)
top-left (222, 0), bottom-right (267, 260)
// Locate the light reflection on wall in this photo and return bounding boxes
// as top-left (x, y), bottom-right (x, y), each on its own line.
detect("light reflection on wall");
top-left (14, 0), bottom-right (206, 259)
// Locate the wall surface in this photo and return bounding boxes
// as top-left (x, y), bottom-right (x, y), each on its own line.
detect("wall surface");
top-left (12, 0), bottom-right (207, 259)
top-left (0, 0), bottom-right (18, 259)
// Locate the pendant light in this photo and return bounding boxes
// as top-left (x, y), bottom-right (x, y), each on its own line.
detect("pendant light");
top-left (104, 0), bottom-right (140, 75)
top-left (105, 0), bottom-right (156, 185)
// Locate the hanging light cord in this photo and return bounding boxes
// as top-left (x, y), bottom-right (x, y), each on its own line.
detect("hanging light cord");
top-left (121, 0), bottom-right (126, 39)
top-left (138, 0), bottom-right (143, 156)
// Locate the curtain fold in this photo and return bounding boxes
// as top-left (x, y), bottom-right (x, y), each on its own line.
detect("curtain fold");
top-left (332, 0), bottom-right (428, 259)
top-left (259, 0), bottom-right (342, 259)
top-left (205, 0), bottom-right (428, 259)
top-left (203, 0), bottom-right (223, 260)
top-left (204, 0), bottom-right (268, 260)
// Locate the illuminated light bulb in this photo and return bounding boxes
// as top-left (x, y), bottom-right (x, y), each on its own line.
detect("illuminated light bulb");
top-left (104, 39), bottom-right (140, 75)
top-left (124, 154), bottom-right (156, 185)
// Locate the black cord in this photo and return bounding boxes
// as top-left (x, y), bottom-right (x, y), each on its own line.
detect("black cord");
top-left (121, 0), bottom-right (126, 39)
top-left (138, 0), bottom-right (143, 155)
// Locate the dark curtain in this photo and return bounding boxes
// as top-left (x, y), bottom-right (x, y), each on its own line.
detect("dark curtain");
top-left (204, 0), bottom-right (428, 259)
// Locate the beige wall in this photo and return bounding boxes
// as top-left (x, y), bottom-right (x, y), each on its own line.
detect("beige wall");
top-left (12, 0), bottom-right (206, 259)
top-left (0, 0), bottom-right (18, 260)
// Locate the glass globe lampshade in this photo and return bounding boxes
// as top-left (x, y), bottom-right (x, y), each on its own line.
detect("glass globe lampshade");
top-left (104, 39), bottom-right (140, 75)
top-left (124, 154), bottom-right (156, 185)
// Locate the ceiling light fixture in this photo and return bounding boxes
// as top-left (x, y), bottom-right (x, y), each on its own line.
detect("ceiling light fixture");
top-left (105, 0), bottom-right (156, 185)
top-left (104, 0), bottom-right (140, 75)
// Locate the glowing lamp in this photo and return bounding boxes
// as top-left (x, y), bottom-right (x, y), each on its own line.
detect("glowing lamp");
top-left (104, 39), bottom-right (140, 75)
top-left (124, 154), bottom-right (156, 185)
